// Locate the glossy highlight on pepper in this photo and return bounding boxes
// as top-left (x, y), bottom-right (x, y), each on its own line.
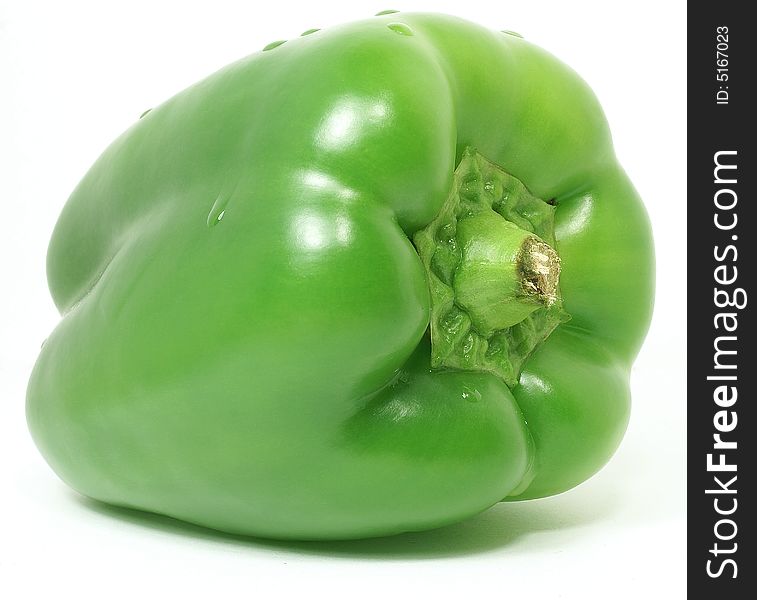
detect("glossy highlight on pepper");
top-left (26, 11), bottom-right (654, 540)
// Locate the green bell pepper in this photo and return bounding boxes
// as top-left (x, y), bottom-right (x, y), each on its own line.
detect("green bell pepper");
top-left (26, 11), bottom-right (654, 540)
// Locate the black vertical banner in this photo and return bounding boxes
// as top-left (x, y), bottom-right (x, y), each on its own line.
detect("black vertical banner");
top-left (689, 2), bottom-right (754, 596)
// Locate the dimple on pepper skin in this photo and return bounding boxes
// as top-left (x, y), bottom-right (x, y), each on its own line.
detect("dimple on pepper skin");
top-left (26, 11), bottom-right (654, 540)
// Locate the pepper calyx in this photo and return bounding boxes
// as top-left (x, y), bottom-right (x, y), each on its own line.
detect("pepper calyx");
top-left (413, 147), bottom-right (570, 387)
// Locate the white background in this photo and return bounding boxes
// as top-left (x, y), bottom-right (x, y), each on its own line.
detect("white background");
top-left (0, 1), bottom-right (686, 598)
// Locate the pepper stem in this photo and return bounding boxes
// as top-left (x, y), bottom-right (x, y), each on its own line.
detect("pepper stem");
top-left (413, 148), bottom-right (569, 387)
top-left (521, 236), bottom-right (560, 304)
top-left (453, 211), bottom-right (561, 336)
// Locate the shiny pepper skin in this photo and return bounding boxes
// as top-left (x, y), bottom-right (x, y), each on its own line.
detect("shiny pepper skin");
top-left (27, 12), bottom-right (654, 540)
